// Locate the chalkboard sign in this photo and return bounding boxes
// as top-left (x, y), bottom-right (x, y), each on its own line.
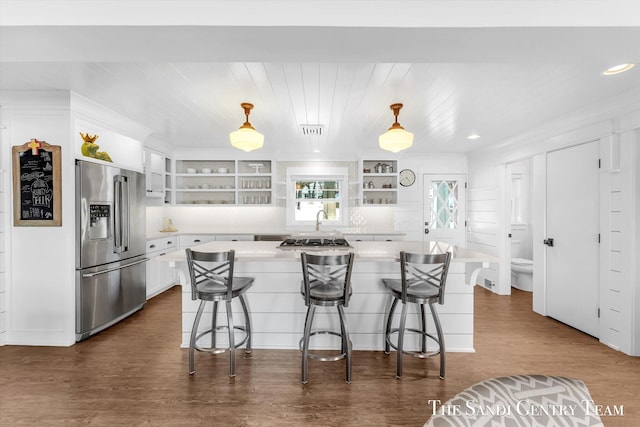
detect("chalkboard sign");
top-left (12, 139), bottom-right (62, 226)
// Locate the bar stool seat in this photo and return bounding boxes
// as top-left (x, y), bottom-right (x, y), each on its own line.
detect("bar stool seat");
top-left (383, 251), bottom-right (451, 379)
top-left (299, 252), bottom-right (355, 384)
top-left (186, 249), bottom-right (253, 377)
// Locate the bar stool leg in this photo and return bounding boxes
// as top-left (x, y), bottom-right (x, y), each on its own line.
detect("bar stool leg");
top-left (430, 302), bottom-right (446, 379)
top-left (338, 304), bottom-right (352, 384)
top-left (384, 297), bottom-right (398, 354)
top-left (239, 294), bottom-right (252, 353)
top-left (212, 301), bottom-right (218, 349)
top-left (419, 303), bottom-right (427, 354)
top-left (396, 302), bottom-right (408, 379)
top-left (301, 305), bottom-right (316, 384)
top-left (226, 300), bottom-right (236, 378)
top-left (189, 300), bottom-right (206, 375)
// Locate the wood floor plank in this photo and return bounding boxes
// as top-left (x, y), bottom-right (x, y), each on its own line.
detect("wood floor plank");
top-left (1, 286), bottom-right (638, 426)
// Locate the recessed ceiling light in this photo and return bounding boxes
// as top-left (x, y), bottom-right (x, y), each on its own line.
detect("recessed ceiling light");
top-left (467, 134), bottom-right (481, 140)
top-left (603, 64), bottom-right (635, 76)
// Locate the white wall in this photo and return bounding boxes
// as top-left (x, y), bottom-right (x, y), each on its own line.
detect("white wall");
top-left (599, 130), bottom-right (639, 354)
top-left (634, 134), bottom-right (640, 356)
top-left (0, 90), bottom-right (148, 346)
top-left (467, 94), bottom-right (640, 355)
top-left (0, 147), bottom-right (7, 344)
top-left (0, 91), bottom-right (76, 346)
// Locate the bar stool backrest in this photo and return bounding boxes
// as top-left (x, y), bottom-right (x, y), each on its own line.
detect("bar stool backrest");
top-left (301, 252), bottom-right (355, 307)
top-left (185, 249), bottom-right (235, 301)
top-left (400, 251), bottom-right (452, 304)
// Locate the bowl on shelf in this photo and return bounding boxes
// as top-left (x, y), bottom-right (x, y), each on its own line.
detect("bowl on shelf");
top-left (186, 168), bottom-right (197, 174)
top-left (217, 167), bottom-right (229, 174)
top-left (201, 168), bottom-right (212, 174)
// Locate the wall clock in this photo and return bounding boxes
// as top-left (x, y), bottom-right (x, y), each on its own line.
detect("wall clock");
top-left (399, 169), bottom-right (416, 187)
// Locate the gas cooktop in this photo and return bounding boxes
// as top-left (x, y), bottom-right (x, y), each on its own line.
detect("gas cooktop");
top-left (277, 237), bottom-right (351, 250)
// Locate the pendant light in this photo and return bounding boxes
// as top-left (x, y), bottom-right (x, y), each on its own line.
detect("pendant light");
top-left (229, 103), bottom-right (264, 152)
top-left (378, 103), bottom-right (414, 153)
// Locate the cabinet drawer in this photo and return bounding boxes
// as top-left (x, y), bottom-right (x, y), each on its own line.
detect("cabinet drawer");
top-left (343, 234), bottom-right (374, 242)
top-left (179, 234), bottom-right (216, 248)
top-left (146, 238), bottom-right (177, 253)
top-left (216, 234), bottom-right (253, 241)
top-left (373, 234), bottom-right (402, 241)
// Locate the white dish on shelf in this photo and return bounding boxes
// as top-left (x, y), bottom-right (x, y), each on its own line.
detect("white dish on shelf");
top-left (217, 167), bottom-right (229, 174)
top-left (248, 163), bottom-right (264, 173)
top-left (186, 168), bottom-right (197, 174)
top-left (201, 168), bottom-right (212, 174)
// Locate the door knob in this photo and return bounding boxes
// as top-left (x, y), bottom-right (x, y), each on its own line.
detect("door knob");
top-left (543, 238), bottom-right (554, 247)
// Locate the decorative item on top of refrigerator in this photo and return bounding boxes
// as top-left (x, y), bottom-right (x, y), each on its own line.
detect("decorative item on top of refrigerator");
top-left (75, 160), bottom-right (147, 341)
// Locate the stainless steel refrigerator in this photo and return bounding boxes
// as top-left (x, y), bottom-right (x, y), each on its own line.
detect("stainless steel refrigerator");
top-left (75, 160), bottom-right (147, 341)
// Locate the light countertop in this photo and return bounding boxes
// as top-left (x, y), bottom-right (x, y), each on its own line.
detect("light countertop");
top-left (160, 240), bottom-right (497, 264)
top-left (146, 230), bottom-right (406, 240)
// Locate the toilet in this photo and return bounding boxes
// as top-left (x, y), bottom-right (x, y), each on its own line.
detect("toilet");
top-left (511, 258), bottom-right (533, 292)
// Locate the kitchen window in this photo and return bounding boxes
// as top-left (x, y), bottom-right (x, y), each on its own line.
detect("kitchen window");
top-left (286, 167), bottom-right (349, 228)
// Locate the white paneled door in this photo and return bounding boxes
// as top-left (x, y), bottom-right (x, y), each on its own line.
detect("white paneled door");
top-left (545, 141), bottom-right (600, 337)
top-left (423, 175), bottom-right (466, 245)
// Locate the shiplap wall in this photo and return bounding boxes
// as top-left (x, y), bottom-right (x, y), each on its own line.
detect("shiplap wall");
top-left (599, 132), bottom-right (638, 354)
top-left (0, 166), bottom-right (6, 345)
top-left (467, 164), bottom-right (503, 292)
top-left (467, 185), bottom-right (499, 288)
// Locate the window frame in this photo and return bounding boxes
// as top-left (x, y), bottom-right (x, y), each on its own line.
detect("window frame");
top-left (285, 166), bottom-right (349, 229)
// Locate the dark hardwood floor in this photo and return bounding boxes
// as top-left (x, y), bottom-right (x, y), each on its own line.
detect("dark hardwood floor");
top-left (1, 286), bottom-right (639, 426)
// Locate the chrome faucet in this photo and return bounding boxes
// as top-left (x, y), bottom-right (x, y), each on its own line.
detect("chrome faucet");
top-left (315, 209), bottom-right (328, 231)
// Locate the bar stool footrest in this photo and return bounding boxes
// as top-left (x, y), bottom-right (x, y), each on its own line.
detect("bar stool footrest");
top-left (385, 327), bottom-right (442, 358)
top-left (194, 325), bottom-right (250, 354)
top-left (299, 330), bottom-right (349, 362)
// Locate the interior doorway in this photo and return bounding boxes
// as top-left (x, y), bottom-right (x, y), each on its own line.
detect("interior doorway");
top-left (545, 141), bottom-right (600, 337)
top-left (506, 159), bottom-right (534, 293)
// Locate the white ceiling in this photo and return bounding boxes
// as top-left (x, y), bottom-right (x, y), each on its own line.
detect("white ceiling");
top-left (2, 1), bottom-right (640, 157)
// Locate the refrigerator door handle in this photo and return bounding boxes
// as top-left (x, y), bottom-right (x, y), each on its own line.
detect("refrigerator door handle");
top-left (114, 176), bottom-right (123, 253)
top-left (113, 175), bottom-right (130, 253)
top-left (122, 175), bottom-right (130, 252)
top-left (81, 258), bottom-right (149, 278)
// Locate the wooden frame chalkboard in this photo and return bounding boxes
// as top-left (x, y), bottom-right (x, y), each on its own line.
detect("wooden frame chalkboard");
top-left (12, 139), bottom-right (62, 226)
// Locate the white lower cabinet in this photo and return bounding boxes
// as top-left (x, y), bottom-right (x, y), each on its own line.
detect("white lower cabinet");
top-left (146, 237), bottom-right (178, 299)
top-left (216, 234), bottom-right (253, 241)
top-left (343, 234), bottom-right (403, 242)
top-left (179, 234), bottom-right (253, 249)
top-left (178, 234), bottom-right (216, 248)
top-left (343, 234), bottom-right (374, 242)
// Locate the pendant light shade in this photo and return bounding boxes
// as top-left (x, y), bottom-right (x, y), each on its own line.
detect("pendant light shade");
top-left (229, 103), bottom-right (264, 152)
top-left (379, 103), bottom-right (414, 153)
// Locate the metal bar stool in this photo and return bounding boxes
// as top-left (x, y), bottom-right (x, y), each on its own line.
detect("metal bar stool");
top-left (299, 252), bottom-right (355, 384)
top-left (382, 251), bottom-right (451, 379)
top-left (186, 249), bottom-right (253, 377)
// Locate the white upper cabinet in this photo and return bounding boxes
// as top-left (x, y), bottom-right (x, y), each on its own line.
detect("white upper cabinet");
top-left (168, 159), bottom-right (273, 206)
top-left (361, 160), bottom-right (398, 205)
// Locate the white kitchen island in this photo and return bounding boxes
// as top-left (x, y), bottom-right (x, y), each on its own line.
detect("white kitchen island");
top-left (161, 240), bottom-right (496, 353)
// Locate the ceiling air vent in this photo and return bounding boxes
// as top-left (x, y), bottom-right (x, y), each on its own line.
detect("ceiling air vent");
top-left (300, 124), bottom-right (324, 136)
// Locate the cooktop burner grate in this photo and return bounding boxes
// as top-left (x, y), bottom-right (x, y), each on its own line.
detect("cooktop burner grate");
top-left (278, 237), bottom-right (351, 249)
